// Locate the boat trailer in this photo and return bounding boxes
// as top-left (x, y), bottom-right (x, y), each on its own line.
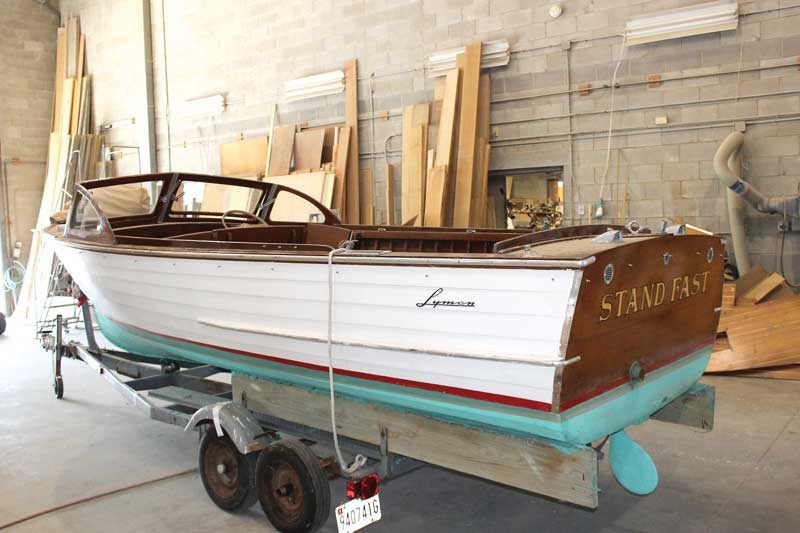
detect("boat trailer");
top-left (40, 303), bottom-right (717, 533)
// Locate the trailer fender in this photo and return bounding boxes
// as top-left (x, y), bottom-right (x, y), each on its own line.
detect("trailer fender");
top-left (185, 401), bottom-right (270, 455)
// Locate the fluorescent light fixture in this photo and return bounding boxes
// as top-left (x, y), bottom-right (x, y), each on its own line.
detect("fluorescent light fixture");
top-left (284, 70), bottom-right (345, 102)
top-left (175, 94), bottom-right (226, 117)
top-left (625, 0), bottom-right (738, 46)
top-left (426, 39), bottom-right (510, 77)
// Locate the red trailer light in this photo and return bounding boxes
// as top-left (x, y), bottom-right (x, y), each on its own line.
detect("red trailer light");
top-left (345, 474), bottom-right (380, 500)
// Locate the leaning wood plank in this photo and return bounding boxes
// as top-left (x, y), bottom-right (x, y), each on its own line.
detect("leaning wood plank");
top-left (220, 136), bottom-right (269, 177)
top-left (70, 34), bottom-right (86, 135)
top-left (423, 165), bottom-right (449, 227)
top-left (471, 74), bottom-right (491, 227)
top-left (452, 42), bottom-right (482, 227)
top-left (267, 124), bottom-right (295, 177)
top-left (262, 172), bottom-right (327, 222)
top-left (434, 70), bottom-right (459, 168)
top-left (731, 365), bottom-right (800, 381)
top-left (52, 28), bottom-right (66, 133)
top-left (401, 104), bottom-right (430, 226)
top-left (740, 272), bottom-right (785, 304)
top-left (66, 17), bottom-right (80, 78)
top-left (332, 126), bottom-right (350, 214)
top-left (733, 264), bottom-right (767, 304)
top-left (60, 79), bottom-right (75, 136)
top-left (385, 163), bottom-right (395, 225)
top-left (263, 103), bottom-right (277, 178)
top-left (293, 129), bottom-right (326, 171)
top-left (344, 59), bottom-right (360, 224)
top-left (360, 167), bottom-right (375, 224)
top-left (233, 375), bottom-right (598, 509)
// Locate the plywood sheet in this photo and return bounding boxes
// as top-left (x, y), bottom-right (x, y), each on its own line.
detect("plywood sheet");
top-left (452, 42), bottom-right (482, 227)
top-left (293, 129), bottom-right (325, 171)
top-left (265, 172), bottom-right (327, 222)
top-left (423, 165), bottom-right (448, 227)
top-left (267, 125), bottom-right (295, 177)
top-left (220, 136), bottom-right (269, 177)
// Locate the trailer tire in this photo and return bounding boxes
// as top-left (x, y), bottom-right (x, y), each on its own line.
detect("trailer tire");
top-left (256, 439), bottom-right (330, 533)
top-left (0, 312), bottom-right (6, 335)
top-left (199, 428), bottom-right (258, 511)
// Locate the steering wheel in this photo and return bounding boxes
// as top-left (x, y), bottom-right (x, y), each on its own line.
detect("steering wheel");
top-left (221, 209), bottom-right (268, 229)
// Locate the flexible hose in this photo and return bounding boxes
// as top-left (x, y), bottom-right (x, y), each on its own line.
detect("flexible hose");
top-left (3, 261), bottom-right (25, 293)
top-left (327, 243), bottom-right (367, 475)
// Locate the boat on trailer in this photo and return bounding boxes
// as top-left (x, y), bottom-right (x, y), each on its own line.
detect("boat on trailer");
top-left (45, 172), bottom-right (721, 508)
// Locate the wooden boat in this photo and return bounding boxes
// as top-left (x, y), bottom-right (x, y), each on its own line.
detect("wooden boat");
top-left (45, 173), bottom-right (722, 492)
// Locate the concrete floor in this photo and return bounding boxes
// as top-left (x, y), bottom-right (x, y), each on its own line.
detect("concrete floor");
top-left (1, 316), bottom-right (799, 533)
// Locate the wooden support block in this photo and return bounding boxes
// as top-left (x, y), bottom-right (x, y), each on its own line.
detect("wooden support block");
top-left (220, 136), bottom-right (269, 177)
top-left (401, 104), bottom-right (430, 226)
top-left (267, 125), bottom-right (295, 177)
top-left (344, 59), bottom-right (361, 224)
top-left (452, 41), bottom-right (482, 228)
top-left (332, 126), bottom-right (350, 215)
top-left (293, 129), bottom-right (326, 171)
top-left (233, 374), bottom-right (599, 509)
top-left (423, 165), bottom-right (448, 227)
top-left (740, 272), bottom-right (785, 304)
top-left (385, 163), bottom-right (395, 225)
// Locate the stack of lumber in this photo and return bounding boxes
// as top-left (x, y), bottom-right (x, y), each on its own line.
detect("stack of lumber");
top-left (17, 17), bottom-right (103, 317)
top-left (708, 265), bottom-right (800, 380)
top-left (398, 40), bottom-right (492, 228)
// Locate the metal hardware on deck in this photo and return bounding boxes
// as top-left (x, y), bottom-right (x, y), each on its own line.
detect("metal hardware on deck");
top-left (197, 318), bottom-right (582, 368)
top-left (662, 224), bottom-right (686, 235)
top-left (663, 252), bottom-right (671, 265)
top-left (592, 230), bottom-right (623, 244)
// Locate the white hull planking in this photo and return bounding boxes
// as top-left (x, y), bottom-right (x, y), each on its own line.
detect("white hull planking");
top-left (53, 243), bottom-right (581, 408)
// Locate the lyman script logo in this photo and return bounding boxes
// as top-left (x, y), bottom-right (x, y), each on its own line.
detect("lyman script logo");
top-left (599, 270), bottom-right (711, 322)
top-left (416, 288), bottom-right (476, 309)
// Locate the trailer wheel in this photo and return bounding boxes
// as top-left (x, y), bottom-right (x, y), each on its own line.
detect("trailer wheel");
top-left (0, 312), bottom-right (6, 335)
top-left (199, 429), bottom-right (258, 511)
top-left (256, 439), bottom-right (330, 533)
top-left (53, 376), bottom-right (64, 399)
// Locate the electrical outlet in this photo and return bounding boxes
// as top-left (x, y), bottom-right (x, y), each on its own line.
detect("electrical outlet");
top-left (778, 220), bottom-right (792, 232)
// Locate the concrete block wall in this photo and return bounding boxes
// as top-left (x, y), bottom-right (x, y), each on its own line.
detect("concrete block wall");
top-left (0, 0), bottom-right (59, 313)
top-left (57, 0), bottom-right (800, 278)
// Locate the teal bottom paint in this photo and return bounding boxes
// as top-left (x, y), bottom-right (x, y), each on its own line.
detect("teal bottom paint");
top-left (97, 312), bottom-right (711, 445)
top-left (609, 430), bottom-right (659, 495)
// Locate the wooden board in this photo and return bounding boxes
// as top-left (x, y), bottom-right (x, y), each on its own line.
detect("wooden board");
top-left (293, 129), bottom-right (325, 171)
top-left (452, 42), bottom-right (482, 228)
top-left (70, 34), bottom-right (86, 135)
top-left (708, 294), bottom-right (800, 372)
top-left (423, 165), bottom-right (448, 227)
top-left (721, 283), bottom-right (736, 310)
top-left (263, 172), bottom-right (327, 222)
top-left (734, 264), bottom-right (767, 303)
top-left (52, 28), bottom-right (66, 133)
top-left (219, 136), bottom-right (268, 177)
top-left (434, 70), bottom-right (459, 168)
top-left (361, 166), bottom-right (374, 225)
top-left (740, 272), bottom-right (785, 304)
top-left (267, 125), bottom-right (295, 177)
top-left (322, 173), bottom-right (335, 208)
top-left (65, 17), bottom-right (80, 78)
top-left (60, 79), bottom-right (75, 137)
top-left (401, 104), bottom-right (430, 226)
top-left (322, 127), bottom-right (336, 164)
top-left (332, 126), bottom-right (350, 214)
top-left (263, 103), bottom-right (277, 177)
top-left (730, 365), bottom-right (800, 381)
top-left (344, 59), bottom-right (360, 224)
top-left (471, 73), bottom-right (491, 227)
top-left (233, 374), bottom-right (598, 509)
top-left (385, 163), bottom-right (395, 225)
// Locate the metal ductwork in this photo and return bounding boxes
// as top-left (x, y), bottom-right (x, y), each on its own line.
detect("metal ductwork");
top-left (714, 131), bottom-right (800, 216)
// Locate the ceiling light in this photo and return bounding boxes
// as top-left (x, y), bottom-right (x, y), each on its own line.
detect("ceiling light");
top-left (284, 70), bottom-right (345, 102)
top-left (426, 39), bottom-right (510, 77)
top-left (625, 0), bottom-right (738, 46)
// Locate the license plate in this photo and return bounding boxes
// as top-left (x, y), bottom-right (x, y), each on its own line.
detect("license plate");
top-left (335, 494), bottom-right (382, 533)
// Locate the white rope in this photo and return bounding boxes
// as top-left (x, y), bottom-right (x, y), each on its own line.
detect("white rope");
top-left (327, 242), bottom-right (367, 474)
top-left (597, 34), bottom-right (628, 204)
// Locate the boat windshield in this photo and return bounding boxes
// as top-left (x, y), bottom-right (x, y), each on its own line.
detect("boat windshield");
top-left (170, 179), bottom-right (264, 215)
top-left (85, 180), bottom-right (162, 218)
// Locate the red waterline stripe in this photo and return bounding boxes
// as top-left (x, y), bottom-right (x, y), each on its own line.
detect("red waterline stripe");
top-left (116, 319), bottom-right (554, 412)
top-left (557, 337), bottom-right (715, 412)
